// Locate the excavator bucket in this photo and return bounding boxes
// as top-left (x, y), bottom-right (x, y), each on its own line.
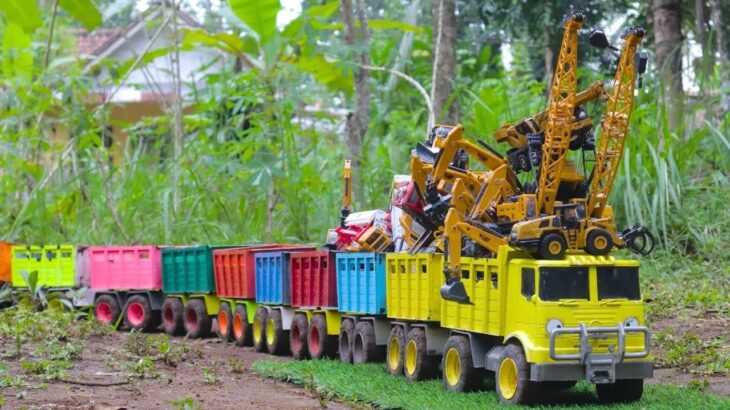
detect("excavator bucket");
top-left (440, 277), bottom-right (471, 304)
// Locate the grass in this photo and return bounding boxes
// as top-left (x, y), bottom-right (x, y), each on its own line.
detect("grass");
top-left (252, 359), bottom-right (730, 410)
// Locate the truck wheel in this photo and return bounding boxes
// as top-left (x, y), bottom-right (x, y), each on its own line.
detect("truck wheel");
top-left (442, 335), bottom-right (483, 392)
top-left (265, 309), bottom-right (289, 355)
top-left (124, 295), bottom-right (155, 331)
top-left (95, 295), bottom-right (120, 327)
top-left (496, 343), bottom-right (537, 404)
top-left (216, 303), bottom-right (233, 342)
top-left (353, 321), bottom-right (382, 364)
top-left (339, 319), bottom-right (355, 363)
top-left (596, 379), bottom-right (643, 403)
top-left (232, 305), bottom-right (253, 347)
top-left (405, 328), bottom-right (437, 381)
top-left (586, 229), bottom-right (613, 256)
top-left (253, 308), bottom-right (268, 352)
top-left (184, 299), bottom-right (212, 339)
top-left (290, 313), bottom-right (309, 360)
top-left (386, 326), bottom-right (405, 375)
top-left (539, 233), bottom-right (567, 259)
top-left (308, 313), bottom-right (336, 359)
top-left (162, 297), bottom-right (184, 336)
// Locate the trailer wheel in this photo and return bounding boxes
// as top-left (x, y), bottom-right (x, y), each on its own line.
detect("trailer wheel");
top-left (538, 233), bottom-right (567, 259)
top-left (162, 298), bottom-right (184, 336)
top-left (253, 308), bottom-right (268, 352)
top-left (308, 313), bottom-right (336, 359)
top-left (353, 321), bottom-right (382, 364)
top-left (95, 295), bottom-right (121, 326)
top-left (265, 309), bottom-right (289, 356)
top-left (386, 326), bottom-right (405, 375)
top-left (405, 328), bottom-right (437, 381)
top-left (596, 379), bottom-right (643, 403)
top-left (216, 303), bottom-right (233, 342)
top-left (586, 229), bottom-right (613, 256)
top-left (442, 335), bottom-right (483, 392)
top-left (290, 313), bottom-right (309, 360)
top-left (232, 305), bottom-right (252, 347)
top-left (496, 343), bottom-right (537, 404)
top-left (184, 299), bottom-right (212, 339)
top-left (339, 319), bottom-right (355, 363)
top-left (124, 295), bottom-right (156, 331)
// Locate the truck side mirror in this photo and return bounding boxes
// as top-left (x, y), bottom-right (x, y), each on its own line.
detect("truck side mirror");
top-left (589, 29), bottom-right (609, 49)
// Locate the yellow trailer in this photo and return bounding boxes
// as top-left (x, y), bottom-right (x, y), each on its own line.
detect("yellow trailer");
top-left (385, 247), bottom-right (652, 404)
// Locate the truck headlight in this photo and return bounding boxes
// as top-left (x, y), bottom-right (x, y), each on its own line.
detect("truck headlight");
top-left (510, 231), bottom-right (517, 241)
top-left (624, 317), bottom-right (639, 327)
top-left (546, 319), bottom-right (564, 335)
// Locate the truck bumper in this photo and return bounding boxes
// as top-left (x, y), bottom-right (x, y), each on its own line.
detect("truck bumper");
top-left (530, 360), bottom-right (653, 382)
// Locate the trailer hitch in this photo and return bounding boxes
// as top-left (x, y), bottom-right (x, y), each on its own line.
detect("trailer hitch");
top-left (620, 225), bottom-right (655, 256)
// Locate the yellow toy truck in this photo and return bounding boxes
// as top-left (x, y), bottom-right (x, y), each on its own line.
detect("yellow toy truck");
top-left (385, 247), bottom-right (652, 404)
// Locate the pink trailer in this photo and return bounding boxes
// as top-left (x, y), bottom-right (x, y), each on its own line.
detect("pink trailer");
top-left (86, 246), bottom-right (162, 290)
top-left (81, 246), bottom-right (164, 331)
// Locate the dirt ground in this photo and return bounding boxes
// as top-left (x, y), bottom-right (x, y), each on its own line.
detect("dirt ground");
top-left (2, 312), bottom-right (728, 410)
top-left (1, 332), bottom-right (351, 410)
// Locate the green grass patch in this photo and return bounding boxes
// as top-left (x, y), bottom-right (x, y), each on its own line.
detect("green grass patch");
top-left (252, 359), bottom-right (730, 409)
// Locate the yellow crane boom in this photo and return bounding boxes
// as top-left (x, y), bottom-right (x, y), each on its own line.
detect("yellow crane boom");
top-left (587, 27), bottom-right (645, 218)
top-left (536, 12), bottom-right (584, 215)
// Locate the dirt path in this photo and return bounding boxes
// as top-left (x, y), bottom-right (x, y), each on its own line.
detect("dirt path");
top-left (1, 333), bottom-right (351, 410)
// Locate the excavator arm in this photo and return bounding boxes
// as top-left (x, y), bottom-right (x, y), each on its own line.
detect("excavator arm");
top-left (587, 27), bottom-right (645, 218)
top-left (494, 80), bottom-right (606, 148)
top-left (536, 12), bottom-right (584, 215)
top-left (341, 160), bottom-right (352, 228)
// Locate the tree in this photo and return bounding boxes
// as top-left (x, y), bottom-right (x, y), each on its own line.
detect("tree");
top-left (431, 0), bottom-right (458, 124)
top-left (341, 0), bottom-right (371, 207)
top-left (709, 0), bottom-right (730, 113)
top-left (651, 0), bottom-right (683, 129)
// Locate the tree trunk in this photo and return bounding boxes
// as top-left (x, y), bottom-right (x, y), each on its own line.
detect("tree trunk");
top-left (543, 26), bottom-right (554, 85)
top-left (709, 0), bottom-right (730, 113)
top-left (695, 0), bottom-right (713, 80)
top-left (431, 0), bottom-right (458, 125)
top-left (386, 0), bottom-right (420, 93)
top-left (651, 0), bottom-right (684, 130)
top-left (341, 0), bottom-right (370, 208)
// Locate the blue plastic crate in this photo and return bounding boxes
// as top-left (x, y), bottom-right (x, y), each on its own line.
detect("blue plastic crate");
top-left (255, 251), bottom-right (292, 304)
top-left (336, 252), bottom-right (386, 315)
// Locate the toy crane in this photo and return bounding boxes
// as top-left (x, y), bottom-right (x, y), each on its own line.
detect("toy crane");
top-left (341, 160), bottom-right (352, 228)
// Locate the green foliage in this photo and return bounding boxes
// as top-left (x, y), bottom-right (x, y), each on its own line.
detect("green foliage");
top-left (655, 329), bottom-right (730, 375)
top-left (168, 398), bottom-right (202, 410)
top-left (229, 0), bottom-right (281, 44)
top-left (252, 359), bottom-right (730, 409)
top-left (0, 1), bottom-right (42, 32)
top-left (58, 0), bottom-right (102, 31)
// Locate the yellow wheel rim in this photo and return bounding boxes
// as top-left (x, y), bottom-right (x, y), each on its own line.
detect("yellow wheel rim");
top-left (253, 318), bottom-right (261, 343)
top-left (444, 348), bottom-right (461, 387)
top-left (387, 337), bottom-right (401, 371)
top-left (594, 236), bottom-right (608, 250)
top-left (549, 241), bottom-right (562, 255)
top-left (266, 318), bottom-right (275, 345)
top-left (498, 357), bottom-right (518, 400)
top-left (405, 340), bottom-right (417, 376)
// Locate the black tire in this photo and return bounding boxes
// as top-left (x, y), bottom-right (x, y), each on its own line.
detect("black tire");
top-left (386, 326), bottom-right (405, 375)
top-left (216, 303), bottom-right (233, 342)
top-left (123, 295), bottom-right (156, 331)
top-left (442, 335), bottom-right (483, 392)
top-left (585, 228), bottom-right (613, 255)
top-left (265, 309), bottom-right (289, 356)
top-left (404, 328), bottom-right (438, 381)
top-left (353, 321), bottom-right (383, 364)
top-left (495, 344), bottom-right (538, 404)
top-left (162, 297), bottom-right (184, 336)
top-left (253, 308), bottom-right (268, 352)
top-left (539, 232), bottom-right (567, 259)
top-left (290, 313), bottom-right (309, 360)
top-left (308, 314), bottom-right (337, 359)
top-left (184, 299), bottom-right (212, 339)
top-left (596, 379), bottom-right (644, 403)
top-left (339, 319), bottom-right (355, 363)
top-left (232, 305), bottom-right (253, 347)
top-left (95, 294), bottom-right (121, 327)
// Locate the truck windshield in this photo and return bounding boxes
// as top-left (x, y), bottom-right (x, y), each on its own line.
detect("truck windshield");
top-left (539, 267), bottom-right (589, 301)
top-left (597, 267), bottom-right (641, 300)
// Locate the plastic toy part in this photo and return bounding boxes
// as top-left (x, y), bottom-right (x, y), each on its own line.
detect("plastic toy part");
top-left (11, 245), bottom-right (77, 288)
top-left (336, 253), bottom-right (386, 315)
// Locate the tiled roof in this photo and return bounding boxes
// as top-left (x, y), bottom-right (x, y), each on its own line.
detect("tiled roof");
top-left (70, 28), bottom-right (122, 56)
